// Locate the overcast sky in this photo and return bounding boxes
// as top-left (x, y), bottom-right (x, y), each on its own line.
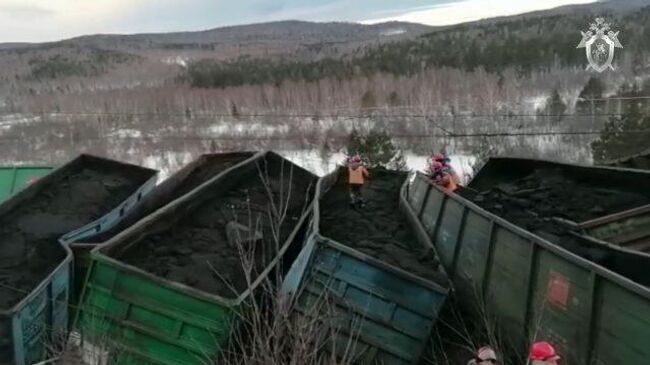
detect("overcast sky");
top-left (0, 0), bottom-right (596, 43)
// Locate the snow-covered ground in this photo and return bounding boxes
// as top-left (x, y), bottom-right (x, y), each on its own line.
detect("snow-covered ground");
top-left (278, 149), bottom-right (476, 181)
top-left (0, 114), bottom-right (41, 132)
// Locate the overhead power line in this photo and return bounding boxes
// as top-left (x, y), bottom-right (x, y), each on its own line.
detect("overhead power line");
top-left (0, 130), bottom-right (648, 142)
top-left (0, 110), bottom-right (639, 118)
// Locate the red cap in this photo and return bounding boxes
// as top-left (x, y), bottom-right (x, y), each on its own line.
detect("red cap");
top-left (350, 155), bottom-right (361, 163)
top-left (529, 341), bottom-right (560, 361)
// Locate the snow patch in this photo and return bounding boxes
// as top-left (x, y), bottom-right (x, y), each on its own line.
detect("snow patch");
top-left (141, 151), bottom-right (193, 182)
top-left (0, 114), bottom-right (41, 127)
top-left (380, 28), bottom-right (407, 36)
top-left (525, 95), bottom-right (548, 111)
top-left (278, 149), bottom-right (476, 181)
top-left (106, 129), bottom-right (143, 138)
top-left (162, 56), bottom-right (188, 67)
top-left (205, 122), bottom-right (290, 137)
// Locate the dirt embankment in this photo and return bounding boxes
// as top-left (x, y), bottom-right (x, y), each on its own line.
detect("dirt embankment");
top-left (319, 168), bottom-right (444, 283)
top-left (0, 168), bottom-right (145, 308)
top-left (120, 161), bottom-right (315, 299)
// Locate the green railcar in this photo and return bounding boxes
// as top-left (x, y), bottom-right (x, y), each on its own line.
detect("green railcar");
top-left (282, 167), bottom-right (450, 365)
top-left (407, 157), bottom-right (650, 365)
top-left (0, 166), bottom-right (52, 202)
top-left (75, 151), bottom-right (317, 365)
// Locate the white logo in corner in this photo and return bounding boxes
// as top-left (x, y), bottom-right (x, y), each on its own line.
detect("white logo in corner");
top-left (577, 17), bottom-right (623, 72)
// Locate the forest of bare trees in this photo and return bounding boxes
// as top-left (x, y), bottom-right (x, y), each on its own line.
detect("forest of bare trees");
top-left (1, 3), bottom-right (649, 172)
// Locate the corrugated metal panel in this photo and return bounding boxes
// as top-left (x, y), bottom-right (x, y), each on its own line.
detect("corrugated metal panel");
top-left (407, 170), bottom-right (650, 365)
top-left (75, 152), bottom-right (317, 365)
top-left (293, 237), bottom-right (448, 365)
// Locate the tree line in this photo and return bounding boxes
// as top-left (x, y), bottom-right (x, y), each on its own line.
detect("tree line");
top-left (185, 6), bottom-right (650, 88)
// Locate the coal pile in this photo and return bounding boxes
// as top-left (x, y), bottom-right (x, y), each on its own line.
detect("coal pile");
top-left (171, 153), bottom-right (254, 199)
top-left (462, 168), bottom-right (650, 285)
top-left (469, 168), bottom-right (650, 223)
top-left (120, 160), bottom-right (315, 299)
top-left (85, 153), bottom-right (255, 244)
top-left (0, 168), bottom-right (148, 308)
top-left (319, 168), bottom-right (442, 282)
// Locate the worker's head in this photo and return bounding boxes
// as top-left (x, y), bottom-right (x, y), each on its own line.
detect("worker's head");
top-left (529, 342), bottom-right (560, 365)
top-left (431, 161), bottom-right (444, 172)
top-left (350, 155), bottom-right (362, 163)
top-left (432, 152), bottom-right (446, 162)
top-left (475, 346), bottom-right (498, 364)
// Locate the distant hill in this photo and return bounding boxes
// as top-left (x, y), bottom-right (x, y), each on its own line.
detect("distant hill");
top-left (0, 21), bottom-right (432, 61)
top-left (2, 0), bottom-right (650, 120)
top-left (185, 0), bottom-right (650, 88)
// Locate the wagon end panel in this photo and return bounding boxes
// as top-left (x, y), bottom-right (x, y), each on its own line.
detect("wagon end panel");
top-left (78, 258), bottom-right (235, 365)
top-left (295, 240), bottom-right (447, 365)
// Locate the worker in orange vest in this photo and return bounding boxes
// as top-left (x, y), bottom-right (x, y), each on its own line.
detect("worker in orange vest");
top-left (429, 161), bottom-right (458, 192)
top-left (348, 155), bottom-right (369, 208)
top-left (431, 152), bottom-right (461, 186)
top-left (528, 341), bottom-right (560, 365)
top-left (467, 346), bottom-right (499, 365)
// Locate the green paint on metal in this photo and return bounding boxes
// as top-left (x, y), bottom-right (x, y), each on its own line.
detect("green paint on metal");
top-left (453, 209), bottom-right (490, 298)
top-left (78, 257), bottom-right (235, 365)
top-left (486, 227), bottom-right (531, 343)
top-left (0, 166), bottom-right (51, 202)
top-left (530, 250), bottom-right (592, 365)
top-left (586, 210), bottom-right (650, 251)
top-left (408, 172), bottom-right (650, 365)
top-left (592, 281), bottom-right (650, 364)
top-left (408, 177), bottom-right (429, 216)
top-left (292, 237), bottom-right (448, 365)
top-left (75, 152), bottom-right (316, 365)
top-left (420, 187), bottom-right (444, 239)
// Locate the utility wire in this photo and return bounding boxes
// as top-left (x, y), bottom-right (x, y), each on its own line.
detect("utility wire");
top-left (0, 130), bottom-right (648, 141)
top-left (0, 110), bottom-right (639, 118)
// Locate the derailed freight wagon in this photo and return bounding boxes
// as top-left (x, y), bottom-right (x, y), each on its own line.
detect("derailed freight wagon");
top-left (68, 152), bottom-right (255, 303)
top-left (282, 167), bottom-right (450, 365)
top-left (577, 204), bottom-right (650, 254)
top-left (602, 148), bottom-right (650, 170)
top-left (407, 157), bottom-right (650, 365)
top-left (0, 155), bottom-right (156, 365)
top-left (75, 151), bottom-right (317, 365)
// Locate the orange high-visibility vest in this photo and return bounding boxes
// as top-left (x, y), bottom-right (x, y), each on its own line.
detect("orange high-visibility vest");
top-left (446, 176), bottom-right (458, 192)
top-left (436, 172), bottom-right (458, 192)
top-left (349, 166), bottom-right (368, 184)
